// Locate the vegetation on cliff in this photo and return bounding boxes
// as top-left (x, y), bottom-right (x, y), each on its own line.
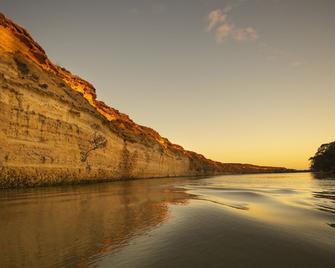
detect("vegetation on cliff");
top-left (310, 141), bottom-right (335, 173)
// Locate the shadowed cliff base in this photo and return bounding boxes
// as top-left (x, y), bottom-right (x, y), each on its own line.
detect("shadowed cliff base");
top-left (0, 12), bottom-right (291, 188)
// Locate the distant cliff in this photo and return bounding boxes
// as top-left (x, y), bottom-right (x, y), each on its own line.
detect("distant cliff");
top-left (0, 13), bottom-right (289, 187)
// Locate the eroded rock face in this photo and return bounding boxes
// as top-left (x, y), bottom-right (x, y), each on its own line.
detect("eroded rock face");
top-left (0, 13), bottom-right (288, 187)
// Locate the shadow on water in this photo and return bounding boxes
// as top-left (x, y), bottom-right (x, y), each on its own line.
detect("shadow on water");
top-left (312, 172), bottom-right (335, 180)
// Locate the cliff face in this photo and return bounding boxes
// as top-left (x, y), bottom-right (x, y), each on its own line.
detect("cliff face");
top-left (0, 13), bottom-right (288, 187)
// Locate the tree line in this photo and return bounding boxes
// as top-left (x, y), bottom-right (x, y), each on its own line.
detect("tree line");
top-left (310, 141), bottom-right (335, 173)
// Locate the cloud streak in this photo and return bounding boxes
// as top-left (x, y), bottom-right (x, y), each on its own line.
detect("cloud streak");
top-left (207, 9), bottom-right (226, 31)
top-left (206, 6), bottom-right (305, 67)
top-left (207, 7), bottom-right (259, 43)
top-left (215, 24), bottom-right (233, 43)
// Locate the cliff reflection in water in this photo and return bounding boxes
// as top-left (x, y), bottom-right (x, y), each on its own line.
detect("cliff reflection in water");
top-left (0, 179), bottom-right (191, 268)
top-left (1, 173), bottom-right (335, 268)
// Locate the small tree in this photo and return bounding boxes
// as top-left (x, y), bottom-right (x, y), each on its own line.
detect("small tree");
top-left (309, 141), bottom-right (335, 172)
top-left (81, 134), bottom-right (107, 162)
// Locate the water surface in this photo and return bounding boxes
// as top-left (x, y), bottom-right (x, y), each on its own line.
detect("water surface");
top-left (1, 173), bottom-right (335, 267)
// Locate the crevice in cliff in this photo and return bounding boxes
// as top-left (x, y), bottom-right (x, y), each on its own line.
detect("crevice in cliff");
top-left (118, 141), bottom-right (140, 178)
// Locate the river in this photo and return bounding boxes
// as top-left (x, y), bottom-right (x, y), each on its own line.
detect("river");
top-left (1, 172), bottom-right (334, 267)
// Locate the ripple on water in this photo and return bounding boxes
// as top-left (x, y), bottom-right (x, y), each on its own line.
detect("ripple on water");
top-left (1, 173), bottom-right (335, 268)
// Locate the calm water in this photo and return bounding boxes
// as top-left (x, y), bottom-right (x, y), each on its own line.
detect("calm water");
top-left (1, 173), bottom-right (335, 268)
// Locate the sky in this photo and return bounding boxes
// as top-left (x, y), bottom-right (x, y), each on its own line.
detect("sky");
top-left (2, 0), bottom-right (335, 169)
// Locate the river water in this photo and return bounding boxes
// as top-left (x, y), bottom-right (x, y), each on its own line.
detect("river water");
top-left (1, 173), bottom-right (335, 267)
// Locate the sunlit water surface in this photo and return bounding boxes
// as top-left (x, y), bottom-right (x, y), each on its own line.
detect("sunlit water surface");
top-left (1, 173), bottom-right (335, 267)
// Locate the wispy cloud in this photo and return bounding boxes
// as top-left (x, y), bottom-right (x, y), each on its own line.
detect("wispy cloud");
top-left (207, 9), bottom-right (226, 31)
top-left (206, 7), bottom-right (259, 43)
top-left (206, 6), bottom-right (306, 67)
top-left (215, 24), bottom-right (233, 43)
top-left (232, 27), bottom-right (258, 41)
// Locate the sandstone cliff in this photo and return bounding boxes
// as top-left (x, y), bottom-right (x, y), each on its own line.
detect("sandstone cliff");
top-left (0, 13), bottom-right (289, 187)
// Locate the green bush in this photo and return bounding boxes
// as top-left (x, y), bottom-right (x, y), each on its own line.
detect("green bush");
top-left (310, 141), bottom-right (335, 172)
